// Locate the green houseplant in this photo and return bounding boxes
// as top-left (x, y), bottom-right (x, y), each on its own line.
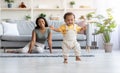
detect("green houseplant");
top-left (69, 1), bottom-right (75, 8)
top-left (39, 13), bottom-right (46, 18)
top-left (25, 15), bottom-right (31, 20)
top-left (5, 0), bottom-right (14, 3)
top-left (5, 0), bottom-right (14, 8)
top-left (87, 8), bottom-right (117, 52)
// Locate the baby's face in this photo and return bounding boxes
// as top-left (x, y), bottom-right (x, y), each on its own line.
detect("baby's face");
top-left (65, 15), bottom-right (75, 26)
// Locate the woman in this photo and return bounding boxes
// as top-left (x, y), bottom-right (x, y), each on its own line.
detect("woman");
top-left (7, 17), bottom-right (52, 53)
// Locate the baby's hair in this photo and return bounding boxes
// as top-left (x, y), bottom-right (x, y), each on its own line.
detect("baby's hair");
top-left (63, 12), bottom-right (75, 20)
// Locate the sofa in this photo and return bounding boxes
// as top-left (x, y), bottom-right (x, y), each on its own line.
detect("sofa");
top-left (0, 20), bottom-right (92, 52)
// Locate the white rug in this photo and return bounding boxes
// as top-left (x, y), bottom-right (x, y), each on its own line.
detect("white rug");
top-left (0, 50), bottom-right (95, 57)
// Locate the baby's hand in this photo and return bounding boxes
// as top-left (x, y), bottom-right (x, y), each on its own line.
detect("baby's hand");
top-left (81, 26), bottom-right (87, 31)
top-left (49, 25), bottom-right (54, 30)
top-left (49, 26), bottom-right (60, 32)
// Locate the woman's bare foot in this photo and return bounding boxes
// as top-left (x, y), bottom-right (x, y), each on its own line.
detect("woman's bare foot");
top-left (6, 50), bottom-right (19, 53)
top-left (76, 56), bottom-right (81, 61)
top-left (63, 59), bottom-right (68, 64)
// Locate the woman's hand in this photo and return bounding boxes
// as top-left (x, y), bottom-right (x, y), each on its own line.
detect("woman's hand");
top-left (28, 49), bottom-right (32, 54)
top-left (50, 49), bottom-right (52, 54)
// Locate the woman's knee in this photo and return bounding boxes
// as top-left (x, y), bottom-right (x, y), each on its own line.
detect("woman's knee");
top-left (36, 47), bottom-right (44, 53)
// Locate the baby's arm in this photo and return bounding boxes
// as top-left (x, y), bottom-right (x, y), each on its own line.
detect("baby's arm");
top-left (50, 26), bottom-right (61, 32)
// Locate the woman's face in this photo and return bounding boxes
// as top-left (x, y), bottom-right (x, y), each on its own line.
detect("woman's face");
top-left (38, 19), bottom-right (45, 28)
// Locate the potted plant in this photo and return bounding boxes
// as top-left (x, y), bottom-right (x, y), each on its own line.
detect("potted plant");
top-left (89, 8), bottom-right (117, 52)
top-left (69, 1), bottom-right (75, 8)
top-left (5, 0), bottom-right (14, 8)
top-left (25, 15), bottom-right (31, 21)
top-left (39, 13), bottom-right (46, 18)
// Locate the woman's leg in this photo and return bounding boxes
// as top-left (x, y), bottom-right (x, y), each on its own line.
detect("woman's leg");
top-left (6, 50), bottom-right (20, 53)
top-left (6, 43), bottom-right (31, 53)
top-left (21, 42), bottom-right (31, 53)
top-left (32, 42), bottom-right (45, 53)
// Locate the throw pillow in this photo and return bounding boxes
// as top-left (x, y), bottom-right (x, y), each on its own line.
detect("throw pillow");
top-left (2, 22), bottom-right (19, 36)
top-left (76, 20), bottom-right (86, 34)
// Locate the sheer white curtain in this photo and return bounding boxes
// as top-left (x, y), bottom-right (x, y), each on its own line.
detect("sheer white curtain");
top-left (94, 0), bottom-right (120, 50)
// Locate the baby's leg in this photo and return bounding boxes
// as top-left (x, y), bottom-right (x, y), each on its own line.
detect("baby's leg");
top-left (62, 42), bottom-right (70, 63)
top-left (73, 42), bottom-right (81, 61)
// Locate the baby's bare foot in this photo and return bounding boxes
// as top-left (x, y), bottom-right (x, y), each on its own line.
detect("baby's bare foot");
top-left (63, 59), bottom-right (68, 64)
top-left (76, 56), bottom-right (81, 61)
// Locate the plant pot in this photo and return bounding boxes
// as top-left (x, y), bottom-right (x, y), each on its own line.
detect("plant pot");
top-left (104, 43), bottom-right (113, 53)
top-left (70, 5), bottom-right (75, 8)
top-left (26, 19), bottom-right (31, 21)
top-left (8, 3), bottom-right (12, 8)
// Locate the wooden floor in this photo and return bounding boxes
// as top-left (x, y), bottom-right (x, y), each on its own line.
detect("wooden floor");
top-left (0, 49), bottom-right (120, 73)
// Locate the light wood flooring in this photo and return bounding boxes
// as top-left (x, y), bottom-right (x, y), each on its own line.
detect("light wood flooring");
top-left (0, 49), bottom-right (120, 73)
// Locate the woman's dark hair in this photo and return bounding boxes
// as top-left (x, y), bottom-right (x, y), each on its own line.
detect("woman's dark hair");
top-left (35, 17), bottom-right (48, 29)
top-left (63, 12), bottom-right (75, 20)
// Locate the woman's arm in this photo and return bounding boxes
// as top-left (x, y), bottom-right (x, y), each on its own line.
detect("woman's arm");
top-left (47, 31), bottom-right (53, 53)
top-left (28, 30), bottom-right (36, 53)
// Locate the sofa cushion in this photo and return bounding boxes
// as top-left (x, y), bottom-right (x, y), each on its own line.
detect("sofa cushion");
top-left (52, 34), bottom-right (63, 41)
top-left (2, 22), bottom-right (19, 36)
top-left (1, 35), bottom-right (31, 42)
top-left (0, 23), bottom-right (3, 36)
top-left (16, 20), bottom-right (35, 35)
top-left (51, 30), bottom-right (60, 34)
top-left (52, 34), bottom-right (86, 41)
top-left (6, 20), bottom-right (36, 35)
top-left (77, 34), bottom-right (86, 41)
top-left (47, 20), bottom-right (64, 28)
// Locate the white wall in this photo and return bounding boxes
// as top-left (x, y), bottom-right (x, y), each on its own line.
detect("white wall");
top-left (0, 0), bottom-right (95, 21)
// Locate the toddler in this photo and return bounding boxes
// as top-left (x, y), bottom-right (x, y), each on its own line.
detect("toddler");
top-left (50, 12), bottom-right (86, 63)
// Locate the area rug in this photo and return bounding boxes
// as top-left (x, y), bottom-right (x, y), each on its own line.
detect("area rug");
top-left (0, 50), bottom-right (94, 57)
